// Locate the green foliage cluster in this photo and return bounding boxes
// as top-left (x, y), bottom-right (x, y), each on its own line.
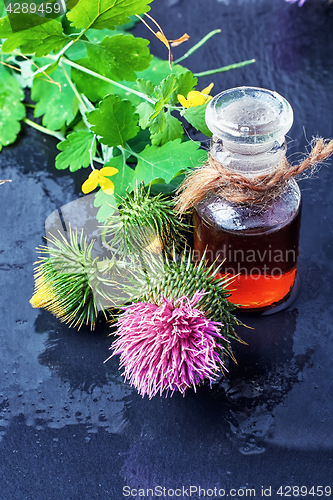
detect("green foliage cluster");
top-left (0, 0), bottom-right (254, 220)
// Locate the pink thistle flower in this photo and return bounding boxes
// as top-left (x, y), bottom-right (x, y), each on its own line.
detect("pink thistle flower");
top-left (106, 292), bottom-right (229, 399)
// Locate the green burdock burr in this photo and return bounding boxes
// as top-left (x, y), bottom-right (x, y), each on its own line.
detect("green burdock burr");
top-left (30, 228), bottom-right (130, 330)
top-left (101, 183), bottom-right (188, 257)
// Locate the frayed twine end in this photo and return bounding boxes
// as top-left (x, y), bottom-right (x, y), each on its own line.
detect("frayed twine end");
top-left (175, 137), bottom-right (333, 212)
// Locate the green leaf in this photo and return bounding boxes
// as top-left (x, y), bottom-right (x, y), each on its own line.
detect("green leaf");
top-left (55, 131), bottom-right (96, 171)
top-left (71, 58), bottom-right (114, 102)
top-left (135, 78), bottom-right (155, 97)
top-left (136, 57), bottom-right (190, 86)
top-left (150, 177), bottom-right (165, 185)
top-left (0, 12), bottom-right (49, 33)
top-left (108, 155), bottom-right (137, 198)
top-left (87, 95), bottom-right (139, 148)
top-left (71, 52), bottom-right (151, 103)
top-left (94, 155), bottom-right (135, 221)
top-left (0, 66), bottom-right (26, 151)
top-left (150, 74), bottom-right (178, 120)
top-left (72, 57), bottom-right (185, 108)
top-left (86, 17), bottom-right (139, 42)
top-left (134, 139), bottom-right (205, 185)
top-left (127, 128), bottom-right (150, 154)
top-left (141, 74), bottom-right (180, 136)
top-left (172, 71), bottom-right (198, 103)
top-left (94, 189), bottom-right (117, 223)
top-left (151, 112), bottom-right (183, 146)
top-left (85, 34), bottom-right (152, 82)
top-left (148, 110), bottom-right (166, 135)
top-left (149, 173), bottom-right (187, 196)
top-left (95, 141), bottom-right (205, 213)
top-left (136, 101), bottom-right (154, 129)
top-left (43, 61), bottom-right (59, 74)
top-left (183, 103), bottom-right (213, 137)
top-left (155, 74), bottom-right (178, 101)
top-left (101, 57), bottom-right (193, 108)
top-left (0, 17), bottom-right (70, 56)
top-left (85, 29), bottom-right (117, 44)
top-left (71, 57), bottom-right (189, 107)
top-left (67, 0), bottom-right (152, 31)
top-left (31, 66), bottom-right (79, 130)
top-left (65, 40), bottom-right (87, 60)
top-left (150, 98), bottom-right (164, 122)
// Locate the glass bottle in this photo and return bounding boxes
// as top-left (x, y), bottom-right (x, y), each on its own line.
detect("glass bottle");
top-left (193, 87), bottom-right (301, 312)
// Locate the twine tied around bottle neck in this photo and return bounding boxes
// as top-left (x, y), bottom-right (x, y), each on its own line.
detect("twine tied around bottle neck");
top-left (175, 138), bottom-right (333, 213)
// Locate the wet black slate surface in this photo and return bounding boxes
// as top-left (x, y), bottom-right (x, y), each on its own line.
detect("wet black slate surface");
top-left (1, 0), bottom-right (333, 499)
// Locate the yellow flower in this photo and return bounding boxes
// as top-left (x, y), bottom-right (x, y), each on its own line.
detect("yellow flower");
top-left (81, 166), bottom-right (118, 195)
top-left (177, 83), bottom-right (214, 109)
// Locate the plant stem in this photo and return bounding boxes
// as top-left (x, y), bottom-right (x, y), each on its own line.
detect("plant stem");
top-left (168, 105), bottom-right (182, 111)
top-left (93, 157), bottom-right (104, 165)
top-left (23, 117), bottom-right (104, 165)
top-left (193, 59), bottom-right (255, 77)
top-left (23, 118), bottom-right (65, 141)
top-left (121, 145), bottom-right (148, 165)
top-left (59, 61), bottom-right (88, 112)
top-left (47, 56), bottom-right (157, 105)
top-left (89, 135), bottom-right (97, 170)
top-left (52, 39), bottom-right (75, 62)
top-left (22, 118), bottom-right (105, 169)
top-left (174, 29), bottom-right (221, 64)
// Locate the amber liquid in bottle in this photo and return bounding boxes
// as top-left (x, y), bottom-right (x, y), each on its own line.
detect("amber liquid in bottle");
top-left (193, 205), bottom-right (302, 311)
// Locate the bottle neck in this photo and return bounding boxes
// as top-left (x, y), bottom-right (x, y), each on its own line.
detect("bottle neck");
top-left (211, 136), bottom-right (287, 176)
